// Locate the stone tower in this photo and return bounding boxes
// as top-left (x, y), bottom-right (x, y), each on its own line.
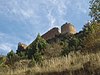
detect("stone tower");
top-left (61, 23), bottom-right (76, 34)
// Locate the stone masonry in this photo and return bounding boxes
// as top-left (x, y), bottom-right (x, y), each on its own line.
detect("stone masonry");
top-left (61, 23), bottom-right (76, 34)
top-left (42, 22), bottom-right (76, 40)
top-left (42, 27), bottom-right (60, 40)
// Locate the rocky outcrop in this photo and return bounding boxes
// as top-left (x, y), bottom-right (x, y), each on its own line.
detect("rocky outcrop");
top-left (17, 42), bottom-right (27, 53)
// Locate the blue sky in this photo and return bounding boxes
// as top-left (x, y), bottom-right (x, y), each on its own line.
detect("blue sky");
top-left (0, 0), bottom-right (91, 55)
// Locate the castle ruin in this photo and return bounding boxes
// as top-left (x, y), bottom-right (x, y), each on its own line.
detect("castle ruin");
top-left (42, 22), bottom-right (76, 40)
top-left (17, 22), bottom-right (76, 53)
top-left (61, 23), bottom-right (76, 34)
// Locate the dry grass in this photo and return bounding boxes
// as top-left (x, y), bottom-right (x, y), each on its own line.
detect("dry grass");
top-left (0, 51), bottom-right (100, 75)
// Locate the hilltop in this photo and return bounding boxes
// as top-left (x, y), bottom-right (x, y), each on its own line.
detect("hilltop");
top-left (16, 22), bottom-right (77, 58)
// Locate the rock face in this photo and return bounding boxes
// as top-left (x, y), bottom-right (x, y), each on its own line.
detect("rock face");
top-left (42, 27), bottom-right (60, 40)
top-left (61, 23), bottom-right (76, 34)
top-left (17, 42), bottom-right (27, 53)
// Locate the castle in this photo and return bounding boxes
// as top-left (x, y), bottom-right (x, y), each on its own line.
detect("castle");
top-left (17, 22), bottom-right (76, 52)
top-left (42, 22), bottom-right (76, 40)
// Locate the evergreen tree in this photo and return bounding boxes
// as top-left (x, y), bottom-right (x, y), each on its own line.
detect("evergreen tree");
top-left (27, 33), bottom-right (47, 62)
top-left (89, 0), bottom-right (100, 22)
top-left (7, 50), bottom-right (20, 65)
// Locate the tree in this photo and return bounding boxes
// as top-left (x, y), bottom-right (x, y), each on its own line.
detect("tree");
top-left (89, 0), bottom-right (100, 22)
top-left (61, 40), bottom-right (69, 56)
top-left (27, 34), bottom-right (47, 62)
top-left (7, 50), bottom-right (20, 65)
top-left (82, 23), bottom-right (100, 50)
top-left (69, 37), bottom-right (80, 50)
top-left (7, 50), bottom-right (15, 60)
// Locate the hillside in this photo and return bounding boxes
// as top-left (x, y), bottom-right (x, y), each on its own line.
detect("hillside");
top-left (0, 22), bottom-right (100, 75)
top-left (0, 0), bottom-right (100, 75)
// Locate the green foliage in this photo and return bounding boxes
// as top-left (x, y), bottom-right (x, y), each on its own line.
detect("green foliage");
top-left (75, 22), bottom-right (100, 51)
top-left (7, 50), bottom-right (20, 65)
top-left (89, 0), bottom-right (100, 22)
top-left (61, 22), bottom-right (100, 56)
top-left (61, 36), bottom-right (81, 56)
top-left (61, 46), bottom-right (70, 56)
top-left (69, 37), bottom-right (80, 50)
top-left (82, 22), bottom-right (100, 50)
top-left (61, 39), bottom-right (70, 56)
top-left (34, 52), bottom-right (43, 63)
top-left (7, 50), bottom-right (15, 59)
top-left (27, 34), bottom-right (47, 62)
top-left (17, 52), bottom-right (27, 59)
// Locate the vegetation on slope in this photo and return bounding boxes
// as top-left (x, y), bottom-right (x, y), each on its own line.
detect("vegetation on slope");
top-left (0, 0), bottom-right (100, 75)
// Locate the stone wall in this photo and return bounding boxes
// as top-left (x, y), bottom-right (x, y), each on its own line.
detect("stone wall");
top-left (42, 27), bottom-right (60, 40)
top-left (61, 23), bottom-right (76, 34)
top-left (42, 22), bottom-right (76, 40)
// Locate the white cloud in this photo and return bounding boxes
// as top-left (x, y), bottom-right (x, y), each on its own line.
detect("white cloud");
top-left (46, 0), bottom-right (69, 29)
top-left (0, 0), bottom-right (37, 23)
top-left (0, 32), bottom-right (35, 54)
top-left (76, 2), bottom-right (87, 14)
top-left (11, 5), bottom-right (35, 19)
top-left (47, 9), bottom-right (56, 29)
top-left (50, 0), bottom-right (67, 15)
top-left (0, 43), bottom-right (12, 52)
top-left (0, 32), bottom-right (27, 54)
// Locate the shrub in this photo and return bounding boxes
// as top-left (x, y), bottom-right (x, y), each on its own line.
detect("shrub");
top-left (28, 58), bottom-right (36, 68)
top-left (17, 52), bottom-right (28, 59)
top-left (7, 50), bottom-right (20, 65)
top-left (34, 52), bottom-right (43, 63)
